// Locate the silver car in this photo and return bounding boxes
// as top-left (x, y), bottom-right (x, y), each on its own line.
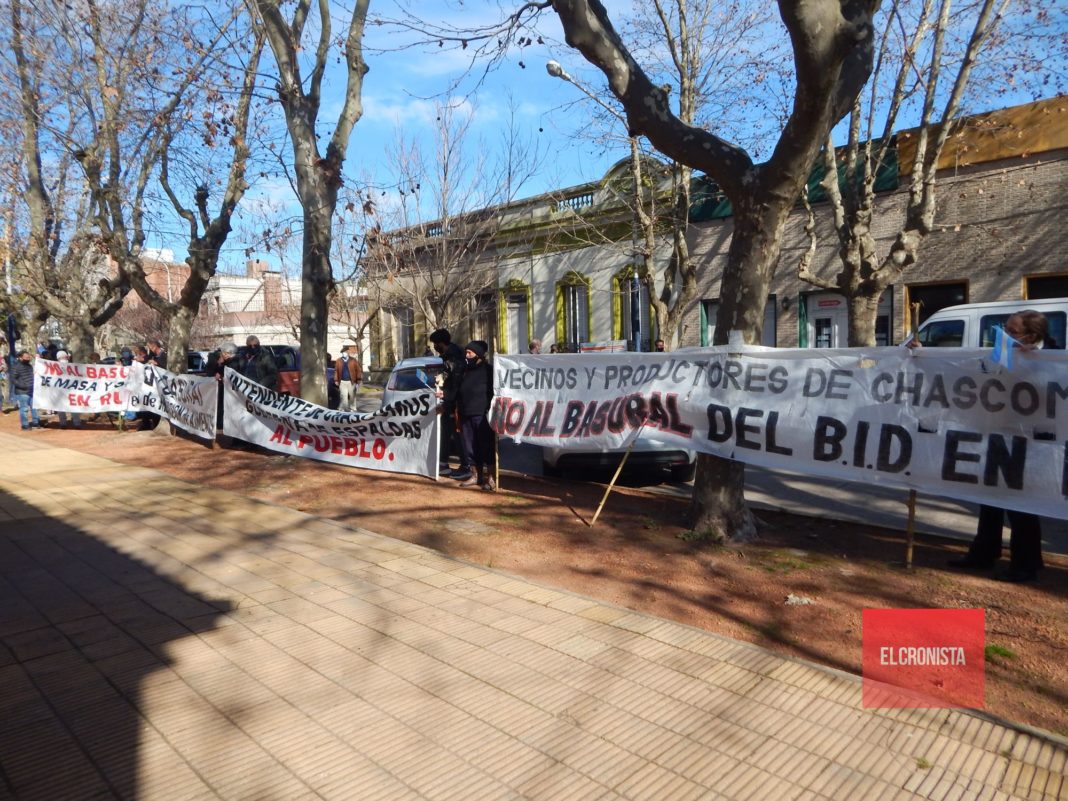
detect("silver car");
top-left (541, 439), bottom-right (697, 482)
top-left (381, 356), bottom-right (444, 409)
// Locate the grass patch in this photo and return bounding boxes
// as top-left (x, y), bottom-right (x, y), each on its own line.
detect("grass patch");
top-left (985, 644), bottom-right (1016, 662)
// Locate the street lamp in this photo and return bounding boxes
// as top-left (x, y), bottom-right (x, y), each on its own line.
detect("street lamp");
top-left (546, 61), bottom-right (644, 352)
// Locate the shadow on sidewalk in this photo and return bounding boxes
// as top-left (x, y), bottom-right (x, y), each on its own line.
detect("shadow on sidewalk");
top-left (0, 489), bottom-right (230, 800)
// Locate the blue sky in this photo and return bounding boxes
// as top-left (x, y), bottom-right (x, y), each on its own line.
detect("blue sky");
top-left (195, 0), bottom-right (1064, 274)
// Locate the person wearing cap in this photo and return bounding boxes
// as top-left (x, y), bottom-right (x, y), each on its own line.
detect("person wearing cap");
top-left (454, 340), bottom-right (496, 491)
top-left (54, 350), bottom-right (84, 429)
top-left (333, 344), bottom-right (363, 412)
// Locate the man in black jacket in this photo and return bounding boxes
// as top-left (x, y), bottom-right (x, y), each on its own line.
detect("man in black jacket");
top-left (11, 350), bottom-right (40, 430)
top-left (428, 328), bottom-right (465, 475)
top-left (455, 341), bottom-right (496, 491)
top-left (233, 336), bottom-right (279, 390)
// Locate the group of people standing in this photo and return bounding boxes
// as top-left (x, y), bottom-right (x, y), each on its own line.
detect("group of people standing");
top-left (429, 328), bottom-right (496, 492)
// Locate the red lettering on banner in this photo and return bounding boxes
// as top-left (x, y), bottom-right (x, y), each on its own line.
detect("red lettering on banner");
top-left (298, 434), bottom-right (314, 449)
top-left (68, 394), bottom-right (90, 407)
top-left (43, 361), bottom-right (63, 376)
top-left (372, 439), bottom-right (387, 460)
top-left (344, 438), bottom-right (358, 456)
top-left (269, 425), bottom-right (295, 446)
top-left (330, 436), bottom-right (343, 454)
top-left (359, 440), bottom-right (371, 458)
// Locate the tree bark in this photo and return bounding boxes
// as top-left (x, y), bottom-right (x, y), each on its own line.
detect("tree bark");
top-left (552, 0), bottom-right (878, 541)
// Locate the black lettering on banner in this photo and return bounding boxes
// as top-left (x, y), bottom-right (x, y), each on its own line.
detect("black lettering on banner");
top-left (1011, 383), bottom-right (1039, 416)
top-left (942, 430), bottom-right (983, 484)
top-left (504, 400), bottom-right (526, 436)
top-left (736, 408), bottom-right (762, 450)
top-left (876, 425), bottom-right (912, 473)
top-left (768, 365), bottom-right (789, 394)
top-left (924, 375), bottom-right (948, 408)
top-left (706, 403), bottom-right (732, 443)
top-left (979, 379), bottom-right (1005, 413)
top-left (871, 373), bottom-right (893, 403)
top-left (624, 394), bottom-right (646, 427)
top-left (1050, 382), bottom-right (1068, 419)
top-left (561, 401), bottom-right (583, 436)
top-left (826, 369), bottom-right (852, 400)
top-left (766, 412), bottom-right (792, 455)
top-left (983, 434), bottom-right (1026, 490)
top-left (953, 376), bottom-right (977, 409)
top-left (813, 416), bottom-right (847, 462)
top-left (852, 421), bottom-right (870, 467)
top-left (895, 372), bottom-right (923, 406)
top-left (803, 369), bottom-right (826, 398)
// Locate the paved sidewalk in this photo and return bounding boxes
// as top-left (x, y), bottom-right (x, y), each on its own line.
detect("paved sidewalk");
top-left (0, 433), bottom-right (1064, 801)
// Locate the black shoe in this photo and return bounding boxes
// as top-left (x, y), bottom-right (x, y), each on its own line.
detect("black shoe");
top-left (947, 556), bottom-right (995, 570)
top-left (448, 469), bottom-right (473, 481)
top-left (994, 567), bottom-right (1039, 583)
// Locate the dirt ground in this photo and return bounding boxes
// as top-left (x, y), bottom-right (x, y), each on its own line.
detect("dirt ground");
top-left (11, 410), bottom-right (1067, 738)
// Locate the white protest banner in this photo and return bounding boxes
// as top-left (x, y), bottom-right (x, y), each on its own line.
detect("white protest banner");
top-left (492, 346), bottom-right (1068, 520)
top-left (33, 358), bottom-right (133, 412)
top-left (223, 367), bottom-right (440, 477)
top-left (126, 364), bottom-right (218, 440)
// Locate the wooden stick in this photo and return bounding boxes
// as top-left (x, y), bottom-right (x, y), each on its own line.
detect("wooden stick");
top-left (905, 490), bottom-right (917, 570)
top-left (589, 424), bottom-right (645, 527)
top-left (492, 336), bottom-right (500, 490)
top-left (904, 301), bottom-right (922, 569)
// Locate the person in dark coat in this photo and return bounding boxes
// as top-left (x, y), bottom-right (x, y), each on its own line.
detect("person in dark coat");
top-left (11, 350), bottom-right (40, 430)
top-left (429, 328), bottom-right (465, 475)
top-left (233, 336), bottom-right (279, 390)
top-left (455, 341), bottom-right (496, 491)
top-left (948, 310), bottom-right (1050, 583)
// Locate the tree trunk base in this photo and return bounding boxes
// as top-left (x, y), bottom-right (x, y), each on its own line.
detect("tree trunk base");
top-left (687, 455), bottom-right (758, 543)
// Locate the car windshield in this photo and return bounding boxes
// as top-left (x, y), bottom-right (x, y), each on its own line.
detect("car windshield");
top-left (390, 366), bottom-right (440, 392)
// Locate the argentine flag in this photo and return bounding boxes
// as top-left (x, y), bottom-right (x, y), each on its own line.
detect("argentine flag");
top-left (991, 326), bottom-right (1015, 370)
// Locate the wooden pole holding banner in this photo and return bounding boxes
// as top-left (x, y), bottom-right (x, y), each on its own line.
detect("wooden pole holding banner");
top-left (589, 422), bottom-right (646, 527)
top-left (905, 301), bottom-right (922, 569)
top-left (493, 337), bottom-right (500, 491)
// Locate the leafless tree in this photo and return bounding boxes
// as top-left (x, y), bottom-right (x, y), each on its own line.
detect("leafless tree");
top-left (246, 0), bottom-right (370, 406)
top-left (361, 99), bottom-right (543, 338)
top-left (797, 0), bottom-right (1059, 344)
top-left (124, 21), bottom-right (265, 375)
top-left (551, 0), bottom-right (879, 541)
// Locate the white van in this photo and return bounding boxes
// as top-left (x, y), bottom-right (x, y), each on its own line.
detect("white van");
top-left (912, 298), bottom-right (1067, 349)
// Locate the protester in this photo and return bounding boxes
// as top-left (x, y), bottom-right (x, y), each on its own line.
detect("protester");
top-left (455, 340), bottom-right (496, 491)
top-left (146, 338), bottom-right (167, 368)
top-left (948, 310), bottom-right (1050, 583)
top-left (428, 328), bottom-right (465, 475)
top-left (549, 343), bottom-right (559, 354)
top-left (12, 350), bottom-right (40, 430)
top-left (528, 339), bottom-right (542, 355)
top-left (232, 336), bottom-right (278, 390)
top-left (54, 350), bottom-right (83, 429)
top-left (654, 339), bottom-right (666, 352)
top-left (333, 344), bottom-right (363, 411)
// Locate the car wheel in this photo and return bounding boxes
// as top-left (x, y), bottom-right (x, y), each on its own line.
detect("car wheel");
top-left (669, 463), bottom-right (696, 483)
top-left (541, 459), bottom-right (561, 478)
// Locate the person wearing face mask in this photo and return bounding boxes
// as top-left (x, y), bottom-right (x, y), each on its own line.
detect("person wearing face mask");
top-left (333, 344), bottom-right (363, 411)
top-left (54, 350), bottom-right (84, 429)
top-left (233, 336), bottom-right (279, 391)
top-left (948, 310), bottom-right (1051, 583)
top-left (12, 350), bottom-right (41, 430)
top-left (454, 340), bottom-right (496, 491)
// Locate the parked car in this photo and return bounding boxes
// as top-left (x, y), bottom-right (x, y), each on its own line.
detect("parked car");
top-left (187, 350), bottom-right (211, 375)
top-left (541, 440), bottom-right (697, 482)
top-left (910, 298), bottom-right (1067, 349)
top-left (381, 356), bottom-right (444, 409)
